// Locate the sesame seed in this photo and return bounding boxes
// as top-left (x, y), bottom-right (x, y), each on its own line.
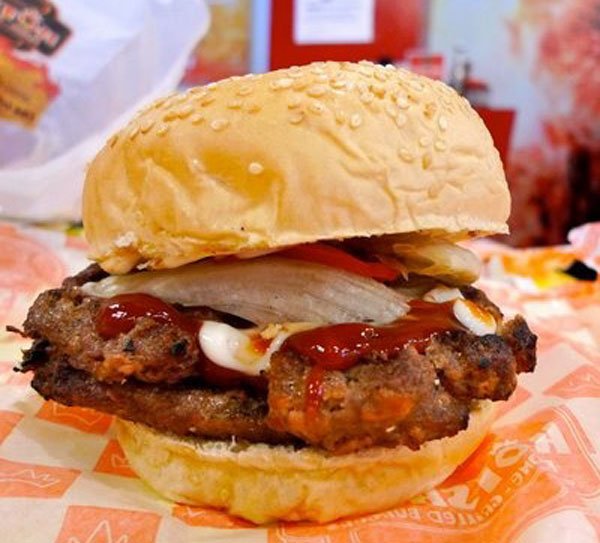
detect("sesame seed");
top-left (177, 105), bottom-right (193, 119)
top-left (410, 80), bottom-right (424, 91)
top-left (330, 79), bottom-right (346, 89)
top-left (385, 103), bottom-right (397, 118)
top-left (293, 79), bottom-right (308, 90)
top-left (172, 94), bottom-right (187, 104)
top-left (248, 162), bottom-right (264, 175)
top-left (200, 95), bottom-right (215, 106)
top-left (360, 91), bottom-right (375, 104)
top-left (335, 109), bottom-right (347, 124)
top-left (419, 136), bottom-right (431, 147)
top-left (152, 96), bottom-right (169, 107)
top-left (399, 148), bottom-right (414, 162)
top-left (307, 84), bottom-right (327, 97)
top-left (311, 66), bottom-right (325, 75)
top-left (140, 119), bottom-right (155, 133)
top-left (424, 102), bottom-right (437, 118)
top-left (435, 140), bottom-right (447, 151)
top-left (438, 115), bottom-right (448, 131)
top-left (350, 113), bottom-right (362, 128)
top-left (316, 73), bottom-right (329, 82)
top-left (245, 103), bottom-right (261, 113)
top-left (422, 154), bottom-right (432, 169)
top-left (309, 101), bottom-right (325, 114)
top-left (157, 125), bottom-right (169, 136)
top-left (396, 95), bottom-right (410, 109)
top-left (288, 70), bottom-right (304, 79)
top-left (108, 134), bottom-right (118, 147)
top-left (357, 81), bottom-right (369, 93)
top-left (371, 83), bottom-right (386, 97)
top-left (227, 99), bottom-right (243, 109)
top-left (128, 126), bottom-right (140, 140)
top-left (210, 119), bottom-right (229, 131)
top-left (237, 85), bottom-right (253, 96)
top-left (163, 110), bottom-right (178, 121)
top-left (275, 77), bottom-right (293, 89)
top-left (289, 111), bottom-right (304, 124)
top-left (162, 98), bottom-right (178, 110)
top-left (190, 113), bottom-right (204, 124)
top-left (374, 70), bottom-right (387, 82)
top-left (287, 96), bottom-right (302, 109)
top-left (395, 113), bottom-right (407, 127)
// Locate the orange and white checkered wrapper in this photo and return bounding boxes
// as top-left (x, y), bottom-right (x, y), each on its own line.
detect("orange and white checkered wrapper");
top-left (1, 221), bottom-right (598, 543)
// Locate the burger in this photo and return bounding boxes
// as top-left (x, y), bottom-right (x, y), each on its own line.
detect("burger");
top-left (15, 61), bottom-right (536, 523)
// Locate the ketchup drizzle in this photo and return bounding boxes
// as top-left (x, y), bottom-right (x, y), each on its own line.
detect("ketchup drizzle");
top-left (283, 300), bottom-right (462, 370)
top-left (95, 293), bottom-right (266, 390)
top-left (282, 300), bottom-right (465, 418)
top-left (95, 294), bottom-right (464, 410)
top-left (96, 293), bottom-right (198, 339)
top-left (305, 365), bottom-right (326, 421)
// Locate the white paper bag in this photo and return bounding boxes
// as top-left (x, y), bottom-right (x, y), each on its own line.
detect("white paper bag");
top-left (0, 0), bottom-right (210, 221)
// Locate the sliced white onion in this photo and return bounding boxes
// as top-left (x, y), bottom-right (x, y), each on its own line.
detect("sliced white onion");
top-left (423, 286), bottom-right (464, 303)
top-left (347, 235), bottom-right (481, 284)
top-left (82, 257), bottom-right (408, 325)
top-left (453, 299), bottom-right (497, 336)
top-left (391, 241), bottom-right (481, 284)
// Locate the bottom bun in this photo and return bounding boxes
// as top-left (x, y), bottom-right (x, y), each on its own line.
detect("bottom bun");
top-left (116, 400), bottom-right (495, 524)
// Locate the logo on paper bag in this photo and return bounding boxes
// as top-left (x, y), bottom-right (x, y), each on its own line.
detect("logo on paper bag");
top-left (0, 0), bottom-right (71, 55)
top-left (0, 35), bottom-right (58, 127)
top-left (0, 1), bottom-right (68, 127)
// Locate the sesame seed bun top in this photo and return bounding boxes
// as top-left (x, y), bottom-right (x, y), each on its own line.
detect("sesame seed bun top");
top-left (83, 61), bottom-right (510, 274)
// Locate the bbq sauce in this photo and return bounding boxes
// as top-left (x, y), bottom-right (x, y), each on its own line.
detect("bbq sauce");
top-left (282, 300), bottom-right (464, 417)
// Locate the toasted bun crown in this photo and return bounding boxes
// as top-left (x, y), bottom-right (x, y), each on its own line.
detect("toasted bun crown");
top-left (84, 61), bottom-right (510, 274)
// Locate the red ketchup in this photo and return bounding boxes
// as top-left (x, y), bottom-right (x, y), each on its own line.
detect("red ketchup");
top-left (282, 300), bottom-right (464, 418)
top-left (95, 293), bottom-right (266, 389)
top-left (96, 293), bottom-right (198, 338)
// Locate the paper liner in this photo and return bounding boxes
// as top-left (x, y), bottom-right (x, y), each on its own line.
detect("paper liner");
top-left (1, 220), bottom-right (598, 542)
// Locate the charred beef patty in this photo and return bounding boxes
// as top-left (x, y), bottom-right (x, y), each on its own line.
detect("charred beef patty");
top-left (267, 316), bottom-right (534, 453)
top-left (17, 268), bottom-right (537, 454)
top-left (24, 265), bottom-right (227, 385)
top-left (29, 351), bottom-right (292, 445)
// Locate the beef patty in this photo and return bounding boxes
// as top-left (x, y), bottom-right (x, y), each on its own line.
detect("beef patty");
top-left (17, 266), bottom-right (537, 454)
